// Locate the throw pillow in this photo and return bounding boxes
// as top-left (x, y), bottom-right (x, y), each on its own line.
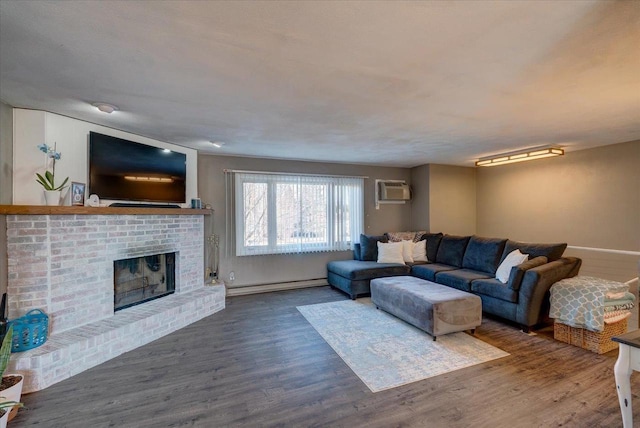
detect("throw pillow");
top-left (401, 240), bottom-right (415, 263)
top-left (360, 234), bottom-right (388, 261)
top-left (386, 231), bottom-right (418, 242)
top-left (496, 249), bottom-right (529, 283)
top-left (377, 241), bottom-right (405, 264)
top-left (412, 239), bottom-right (428, 262)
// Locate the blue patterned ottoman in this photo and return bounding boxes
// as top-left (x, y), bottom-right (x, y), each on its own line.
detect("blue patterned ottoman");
top-left (371, 276), bottom-right (482, 340)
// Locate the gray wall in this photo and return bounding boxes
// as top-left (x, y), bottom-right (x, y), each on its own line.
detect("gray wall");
top-left (477, 140), bottom-right (639, 250)
top-left (0, 101), bottom-right (12, 204)
top-left (0, 101), bottom-right (12, 297)
top-left (428, 164), bottom-right (477, 235)
top-left (198, 155), bottom-right (412, 288)
top-left (477, 140), bottom-right (640, 284)
top-left (410, 164), bottom-right (430, 231)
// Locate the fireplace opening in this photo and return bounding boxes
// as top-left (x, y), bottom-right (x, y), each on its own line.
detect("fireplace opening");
top-left (114, 252), bottom-right (176, 311)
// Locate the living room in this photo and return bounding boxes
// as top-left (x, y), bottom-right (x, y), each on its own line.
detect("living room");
top-left (1, 1), bottom-right (639, 427)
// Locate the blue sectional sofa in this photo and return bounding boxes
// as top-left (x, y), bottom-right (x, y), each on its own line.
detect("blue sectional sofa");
top-left (327, 233), bottom-right (582, 331)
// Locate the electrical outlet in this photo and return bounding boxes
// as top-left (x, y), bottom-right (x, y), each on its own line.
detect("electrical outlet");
top-left (229, 271), bottom-right (235, 281)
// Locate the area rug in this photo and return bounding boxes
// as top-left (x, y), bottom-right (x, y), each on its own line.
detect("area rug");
top-left (297, 298), bottom-right (509, 392)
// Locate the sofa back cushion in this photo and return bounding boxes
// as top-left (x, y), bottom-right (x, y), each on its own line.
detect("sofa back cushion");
top-left (418, 232), bottom-right (443, 262)
top-left (462, 236), bottom-right (508, 274)
top-left (502, 240), bottom-right (567, 262)
top-left (359, 234), bottom-right (388, 261)
top-left (435, 235), bottom-right (471, 267)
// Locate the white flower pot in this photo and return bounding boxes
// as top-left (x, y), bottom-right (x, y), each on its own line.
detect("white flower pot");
top-left (0, 407), bottom-right (9, 428)
top-left (0, 374), bottom-right (23, 423)
top-left (44, 190), bottom-right (61, 206)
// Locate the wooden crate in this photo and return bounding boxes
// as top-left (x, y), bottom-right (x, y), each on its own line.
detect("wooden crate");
top-left (554, 319), bottom-right (627, 354)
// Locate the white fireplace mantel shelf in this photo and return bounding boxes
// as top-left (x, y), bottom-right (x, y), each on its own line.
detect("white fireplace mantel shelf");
top-left (0, 205), bottom-right (211, 216)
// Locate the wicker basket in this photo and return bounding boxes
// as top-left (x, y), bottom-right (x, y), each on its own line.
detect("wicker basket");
top-left (554, 319), bottom-right (627, 354)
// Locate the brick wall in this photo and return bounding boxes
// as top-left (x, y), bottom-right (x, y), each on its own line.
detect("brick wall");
top-left (6, 214), bottom-right (204, 334)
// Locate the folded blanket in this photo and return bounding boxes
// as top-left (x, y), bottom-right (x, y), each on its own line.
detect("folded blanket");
top-left (605, 291), bottom-right (635, 302)
top-left (604, 301), bottom-right (635, 312)
top-left (606, 291), bottom-right (627, 300)
top-left (603, 310), bottom-right (631, 324)
top-left (550, 276), bottom-right (629, 332)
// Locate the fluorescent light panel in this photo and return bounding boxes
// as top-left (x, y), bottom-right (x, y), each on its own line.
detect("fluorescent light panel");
top-left (476, 148), bottom-right (564, 167)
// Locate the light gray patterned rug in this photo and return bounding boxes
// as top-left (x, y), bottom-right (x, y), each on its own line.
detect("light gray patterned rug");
top-left (297, 298), bottom-right (509, 392)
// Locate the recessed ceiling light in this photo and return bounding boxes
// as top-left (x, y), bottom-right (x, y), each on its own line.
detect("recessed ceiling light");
top-left (162, 149), bottom-right (171, 153)
top-left (211, 141), bottom-right (225, 148)
top-left (92, 102), bottom-right (119, 114)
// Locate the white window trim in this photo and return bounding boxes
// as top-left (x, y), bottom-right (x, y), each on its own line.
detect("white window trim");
top-left (234, 172), bottom-right (364, 256)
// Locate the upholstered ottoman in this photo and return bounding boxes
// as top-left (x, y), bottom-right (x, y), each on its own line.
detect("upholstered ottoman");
top-left (371, 276), bottom-right (482, 340)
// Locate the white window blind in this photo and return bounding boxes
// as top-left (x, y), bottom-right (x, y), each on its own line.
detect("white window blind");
top-left (234, 172), bottom-right (363, 256)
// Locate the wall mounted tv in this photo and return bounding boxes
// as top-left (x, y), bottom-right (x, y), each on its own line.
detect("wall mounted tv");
top-left (89, 132), bottom-right (187, 203)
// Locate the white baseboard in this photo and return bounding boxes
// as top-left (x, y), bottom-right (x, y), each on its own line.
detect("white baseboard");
top-left (226, 278), bottom-right (328, 296)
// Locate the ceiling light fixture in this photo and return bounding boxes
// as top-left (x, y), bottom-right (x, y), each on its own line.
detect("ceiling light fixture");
top-left (92, 103), bottom-right (119, 114)
top-left (476, 147), bottom-right (564, 167)
top-left (210, 141), bottom-right (225, 148)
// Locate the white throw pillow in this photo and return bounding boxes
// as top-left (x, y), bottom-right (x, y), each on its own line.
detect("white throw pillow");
top-left (412, 239), bottom-right (428, 262)
top-left (401, 240), bottom-right (415, 263)
top-left (495, 249), bottom-right (529, 284)
top-left (377, 241), bottom-right (405, 264)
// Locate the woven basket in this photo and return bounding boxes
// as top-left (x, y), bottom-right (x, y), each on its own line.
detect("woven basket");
top-left (554, 319), bottom-right (627, 354)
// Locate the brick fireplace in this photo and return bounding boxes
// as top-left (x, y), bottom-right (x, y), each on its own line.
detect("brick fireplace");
top-left (3, 207), bottom-right (225, 392)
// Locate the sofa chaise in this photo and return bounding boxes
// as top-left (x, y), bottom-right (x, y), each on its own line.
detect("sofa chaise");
top-left (327, 233), bottom-right (582, 331)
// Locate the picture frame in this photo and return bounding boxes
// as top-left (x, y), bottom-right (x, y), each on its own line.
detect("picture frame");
top-left (71, 182), bottom-right (86, 206)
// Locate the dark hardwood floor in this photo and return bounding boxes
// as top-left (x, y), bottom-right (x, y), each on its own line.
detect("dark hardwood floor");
top-left (11, 286), bottom-right (638, 427)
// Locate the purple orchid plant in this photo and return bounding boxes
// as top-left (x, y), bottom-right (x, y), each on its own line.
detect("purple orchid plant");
top-left (35, 143), bottom-right (69, 191)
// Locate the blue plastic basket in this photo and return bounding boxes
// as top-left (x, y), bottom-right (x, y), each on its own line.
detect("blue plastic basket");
top-left (9, 309), bottom-right (49, 352)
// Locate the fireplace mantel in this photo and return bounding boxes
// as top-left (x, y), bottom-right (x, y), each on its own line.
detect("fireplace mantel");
top-left (0, 205), bottom-right (210, 215)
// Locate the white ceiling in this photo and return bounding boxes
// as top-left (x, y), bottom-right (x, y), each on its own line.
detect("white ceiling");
top-left (1, 0), bottom-right (639, 167)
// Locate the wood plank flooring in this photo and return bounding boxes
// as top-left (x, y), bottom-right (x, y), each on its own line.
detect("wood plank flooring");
top-left (11, 286), bottom-right (639, 427)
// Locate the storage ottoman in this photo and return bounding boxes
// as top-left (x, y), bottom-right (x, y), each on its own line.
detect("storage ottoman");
top-left (371, 276), bottom-right (482, 340)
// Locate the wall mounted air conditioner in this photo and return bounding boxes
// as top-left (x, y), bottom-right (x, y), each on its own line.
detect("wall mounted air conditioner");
top-left (378, 181), bottom-right (411, 201)
top-left (375, 179), bottom-right (411, 209)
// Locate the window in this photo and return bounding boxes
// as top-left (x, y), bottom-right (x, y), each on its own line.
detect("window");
top-left (235, 172), bottom-right (363, 256)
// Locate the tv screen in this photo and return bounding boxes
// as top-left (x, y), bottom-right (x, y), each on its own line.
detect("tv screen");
top-left (89, 132), bottom-right (187, 203)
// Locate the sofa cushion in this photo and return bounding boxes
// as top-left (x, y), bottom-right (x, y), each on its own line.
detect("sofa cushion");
top-left (502, 240), bottom-right (567, 262)
top-left (462, 236), bottom-right (507, 274)
top-left (435, 235), bottom-right (471, 267)
top-left (327, 260), bottom-right (410, 281)
top-left (360, 234), bottom-right (388, 261)
top-left (418, 232), bottom-right (443, 262)
top-left (506, 256), bottom-right (548, 291)
top-left (471, 278), bottom-right (519, 303)
top-left (435, 269), bottom-right (492, 292)
top-left (411, 263), bottom-right (455, 282)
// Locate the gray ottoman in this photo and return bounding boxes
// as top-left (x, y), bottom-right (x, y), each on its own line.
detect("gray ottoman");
top-left (371, 276), bottom-right (482, 340)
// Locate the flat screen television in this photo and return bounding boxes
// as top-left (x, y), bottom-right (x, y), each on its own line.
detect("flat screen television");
top-left (89, 132), bottom-right (187, 203)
